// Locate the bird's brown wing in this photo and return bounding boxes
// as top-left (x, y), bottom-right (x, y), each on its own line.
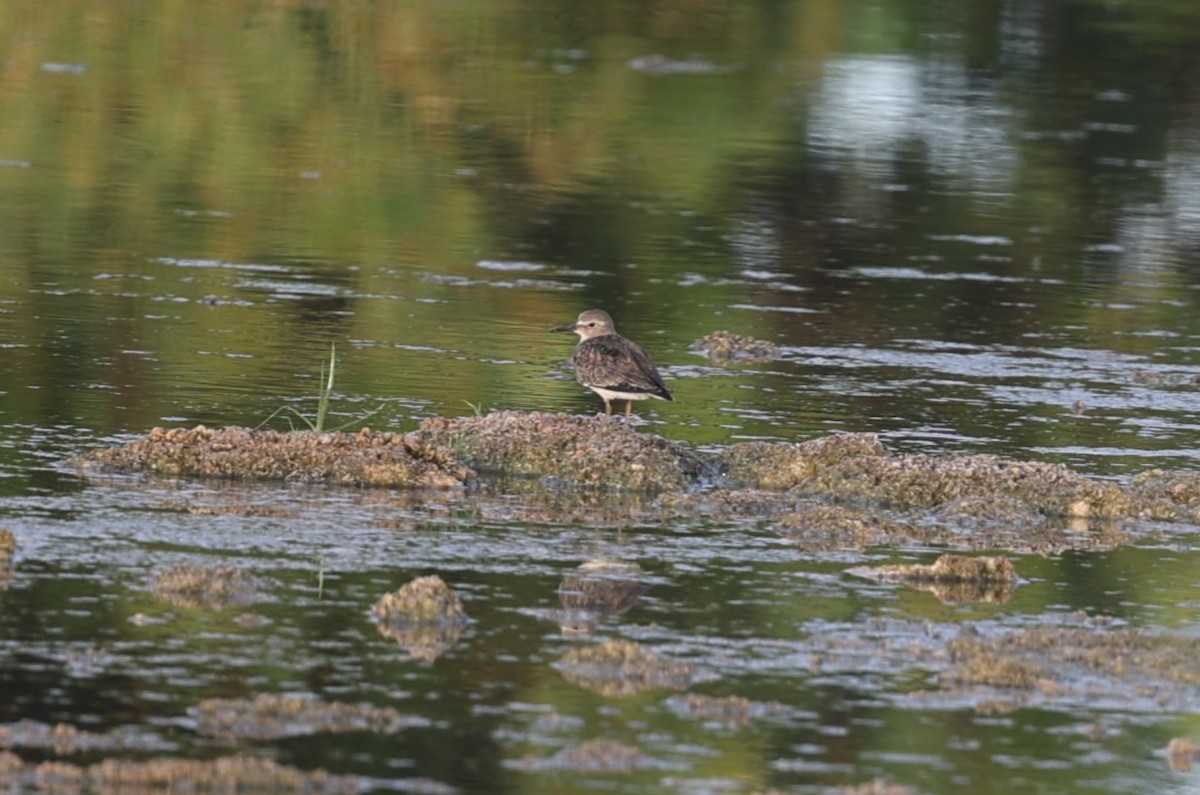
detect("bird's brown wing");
top-left (574, 336), bottom-right (673, 400)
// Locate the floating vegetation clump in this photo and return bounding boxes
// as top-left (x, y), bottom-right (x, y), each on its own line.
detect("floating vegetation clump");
top-left (150, 563), bottom-right (275, 610)
top-left (557, 639), bottom-right (695, 697)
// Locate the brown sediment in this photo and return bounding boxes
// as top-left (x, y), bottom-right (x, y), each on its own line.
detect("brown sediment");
top-left (74, 425), bottom-right (472, 488)
top-left (150, 563), bottom-right (275, 610)
top-left (372, 575), bottom-right (469, 661)
top-left (194, 694), bottom-right (423, 740)
top-left (557, 639), bottom-right (695, 697)
top-left (689, 330), bottom-right (779, 363)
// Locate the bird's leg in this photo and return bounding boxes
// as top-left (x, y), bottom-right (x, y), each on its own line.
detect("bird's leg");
top-left (625, 401), bottom-right (634, 418)
top-left (604, 400), bottom-right (613, 417)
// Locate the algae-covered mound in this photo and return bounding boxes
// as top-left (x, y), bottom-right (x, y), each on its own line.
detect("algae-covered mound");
top-left (722, 434), bottom-right (889, 490)
top-left (723, 434), bottom-right (1133, 518)
top-left (372, 575), bottom-right (470, 661)
top-left (74, 425), bottom-right (472, 488)
top-left (415, 411), bottom-right (706, 491)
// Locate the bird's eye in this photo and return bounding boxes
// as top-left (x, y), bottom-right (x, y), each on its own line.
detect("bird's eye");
top-left (587, 322), bottom-right (596, 327)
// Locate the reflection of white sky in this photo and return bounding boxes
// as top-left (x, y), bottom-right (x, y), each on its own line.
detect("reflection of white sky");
top-left (1164, 124), bottom-right (1200, 241)
top-left (806, 55), bottom-right (1018, 199)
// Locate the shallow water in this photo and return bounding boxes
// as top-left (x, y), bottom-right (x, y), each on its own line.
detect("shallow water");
top-left (3, 1), bottom-right (1200, 793)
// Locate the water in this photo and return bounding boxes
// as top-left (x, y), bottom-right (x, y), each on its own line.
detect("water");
top-left (2, 1), bottom-right (1200, 793)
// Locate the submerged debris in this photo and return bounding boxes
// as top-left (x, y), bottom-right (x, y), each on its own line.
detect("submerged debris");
top-left (414, 411), bottom-right (706, 491)
top-left (848, 554), bottom-right (1017, 604)
top-left (689, 330), bottom-right (779, 363)
top-left (557, 639), bottom-right (695, 697)
top-left (194, 694), bottom-right (421, 740)
top-left (665, 693), bottom-right (782, 727)
top-left (74, 425), bottom-right (472, 488)
top-left (943, 625), bottom-right (1200, 701)
top-left (150, 563), bottom-right (274, 610)
top-left (372, 575), bottom-right (470, 661)
top-left (510, 738), bottom-right (658, 773)
top-left (557, 561), bottom-right (648, 633)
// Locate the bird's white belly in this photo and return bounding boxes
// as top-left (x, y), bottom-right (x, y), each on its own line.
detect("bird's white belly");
top-left (587, 386), bottom-right (662, 402)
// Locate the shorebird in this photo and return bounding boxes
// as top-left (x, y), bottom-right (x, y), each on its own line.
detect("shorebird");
top-left (551, 309), bottom-right (673, 418)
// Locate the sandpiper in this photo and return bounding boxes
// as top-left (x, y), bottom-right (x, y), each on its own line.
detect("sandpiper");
top-left (551, 309), bottom-right (674, 417)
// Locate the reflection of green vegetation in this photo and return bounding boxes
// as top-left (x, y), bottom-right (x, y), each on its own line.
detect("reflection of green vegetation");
top-left (1, 0), bottom-right (1198, 459)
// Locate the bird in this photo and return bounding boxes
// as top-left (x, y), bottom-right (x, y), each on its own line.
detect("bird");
top-left (550, 309), bottom-right (673, 418)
